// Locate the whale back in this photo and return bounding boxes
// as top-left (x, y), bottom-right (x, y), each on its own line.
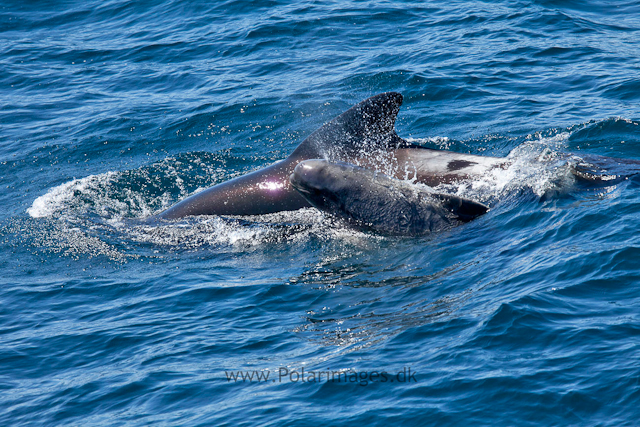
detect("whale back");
top-left (157, 93), bottom-right (423, 219)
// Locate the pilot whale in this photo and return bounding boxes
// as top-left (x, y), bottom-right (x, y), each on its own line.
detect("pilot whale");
top-left (290, 159), bottom-right (489, 236)
top-left (154, 92), bottom-right (638, 220)
top-left (155, 92), bottom-right (505, 219)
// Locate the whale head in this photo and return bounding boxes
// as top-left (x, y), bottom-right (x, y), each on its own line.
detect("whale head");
top-left (289, 159), bottom-right (356, 212)
top-left (290, 159), bottom-right (489, 236)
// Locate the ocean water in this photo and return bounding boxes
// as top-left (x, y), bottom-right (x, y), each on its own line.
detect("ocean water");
top-left (2, 0), bottom-right (640, 425)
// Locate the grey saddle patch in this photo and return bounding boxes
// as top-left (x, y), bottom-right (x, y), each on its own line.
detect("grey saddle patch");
top-left (447, 159), bottom-right (477, 171)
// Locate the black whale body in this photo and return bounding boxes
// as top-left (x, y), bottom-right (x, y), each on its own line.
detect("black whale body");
top-left (154, 92), bottom-right (505, 220)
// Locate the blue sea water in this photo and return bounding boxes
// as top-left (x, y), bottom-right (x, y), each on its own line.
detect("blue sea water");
top-left (2, 0), bottom-right (640, 425)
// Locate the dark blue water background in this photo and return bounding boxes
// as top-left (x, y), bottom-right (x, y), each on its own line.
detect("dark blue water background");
top-left (2, 1), bottom-right (640, 425)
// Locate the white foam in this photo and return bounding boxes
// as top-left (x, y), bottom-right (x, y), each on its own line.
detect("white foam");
top-left (412, 133), bottom-right (575, 205)
top-left (125, 208), bottom-right (371, 250)
top-left (27, 172), bottom-right (118, 218)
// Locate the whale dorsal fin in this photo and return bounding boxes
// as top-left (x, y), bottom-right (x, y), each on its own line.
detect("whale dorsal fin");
top-left (290, 92), bottom-right (409, 160)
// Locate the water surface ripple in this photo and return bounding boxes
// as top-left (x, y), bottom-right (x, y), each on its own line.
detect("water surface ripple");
top-left (2, 0), bottom-right (640, 425)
